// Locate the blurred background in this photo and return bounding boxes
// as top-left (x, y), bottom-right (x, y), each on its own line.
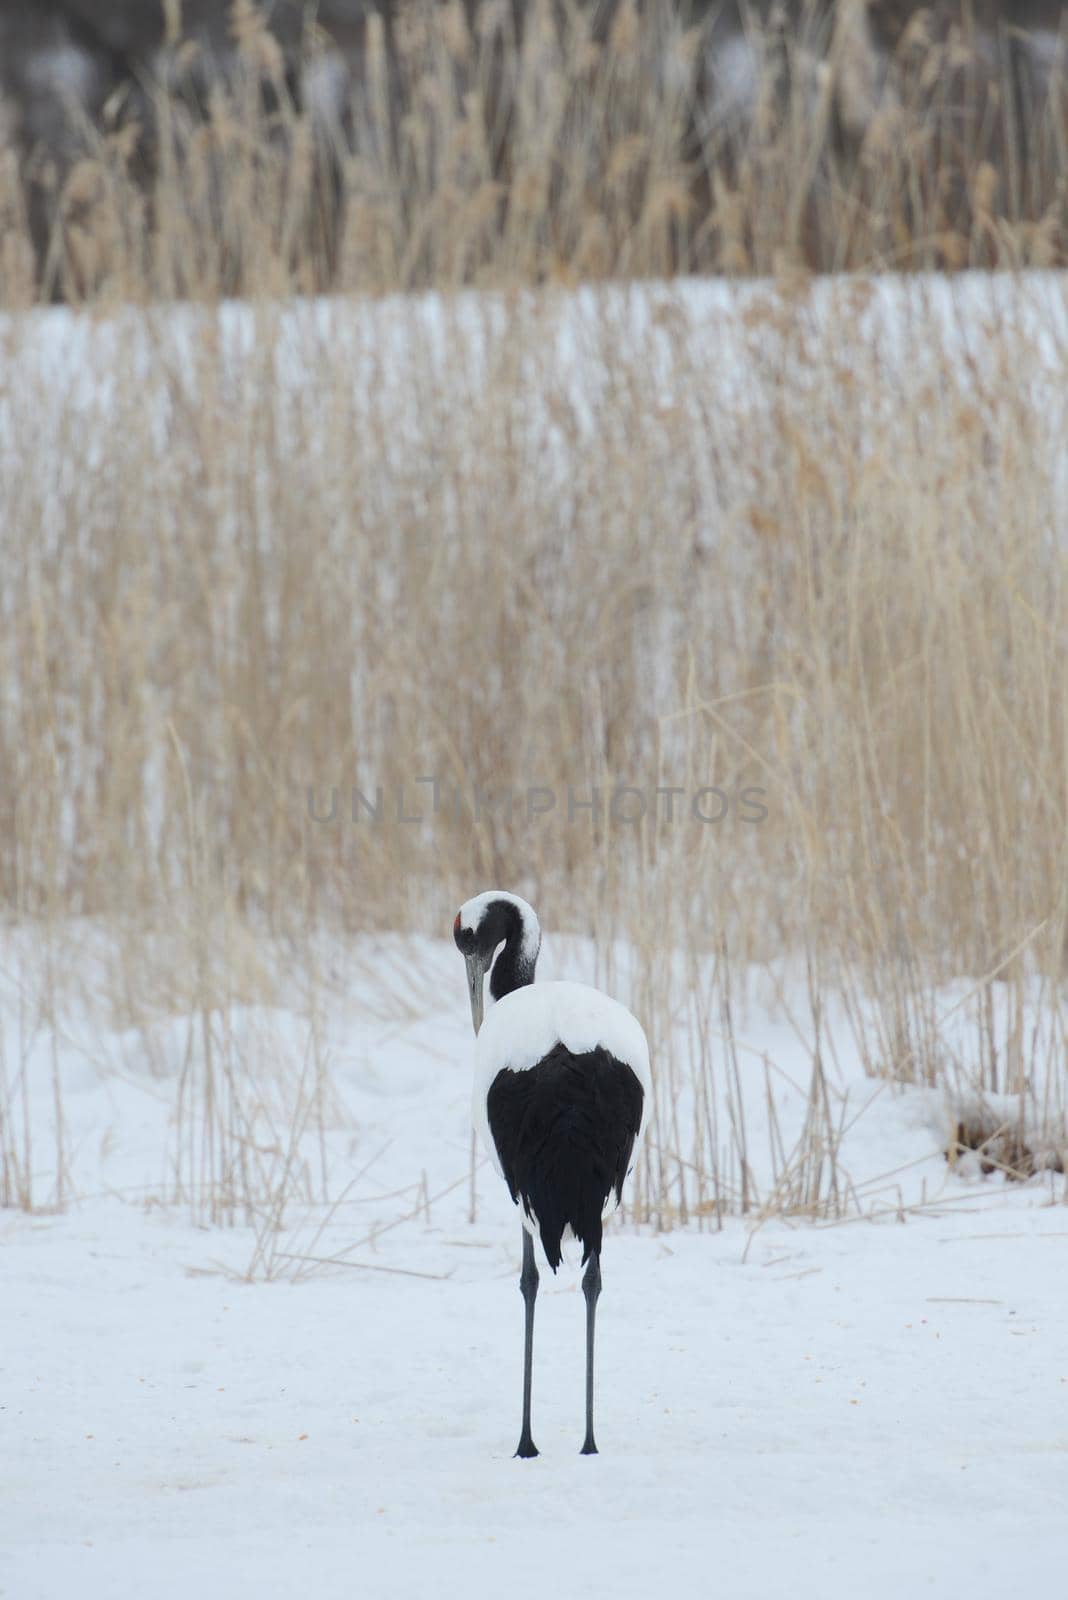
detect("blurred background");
top-left (0, 2), bottom-right (1066, 300)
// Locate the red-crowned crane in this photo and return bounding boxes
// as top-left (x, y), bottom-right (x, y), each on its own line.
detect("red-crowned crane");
top-left (454, 890), bottom-right (651, 1457)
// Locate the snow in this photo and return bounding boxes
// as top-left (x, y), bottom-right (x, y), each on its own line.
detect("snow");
top-left (4, 1190), bottom-right (1067, 1597)
top-left (2, 929), bottom-right (1066, 1597)
top-left (3, 275), bottom-right (1067, 513)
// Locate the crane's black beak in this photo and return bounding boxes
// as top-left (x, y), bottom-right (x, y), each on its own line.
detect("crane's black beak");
top-left (464, 952), bottom-right (487, 1035)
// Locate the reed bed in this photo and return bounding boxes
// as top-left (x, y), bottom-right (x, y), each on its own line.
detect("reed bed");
top-left (1, 3), bottom-right (1067, 1230)
top-left (1, 1), bottom-right (1066, 306)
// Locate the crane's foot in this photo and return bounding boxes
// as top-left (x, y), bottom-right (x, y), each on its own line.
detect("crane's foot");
top-left (580, 1434), bottom-right (598, 1456)
top-left (515, 1434), bottom-right (539, 1459)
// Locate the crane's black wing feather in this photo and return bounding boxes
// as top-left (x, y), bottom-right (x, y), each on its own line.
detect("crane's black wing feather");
top-left (486, 1042), bottom-right (644, 1270)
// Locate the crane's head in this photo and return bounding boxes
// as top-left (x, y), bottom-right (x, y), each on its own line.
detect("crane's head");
top-left (453, 890), bottom-right (541, 1034)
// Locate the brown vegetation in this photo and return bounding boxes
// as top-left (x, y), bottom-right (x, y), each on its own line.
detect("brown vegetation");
top-left (3, 274), bottom-right (1068, 1221)
top-left (2, 4), bottom-right (1067, 1227)
top-left (0, 2), bottom-right (1065, 301)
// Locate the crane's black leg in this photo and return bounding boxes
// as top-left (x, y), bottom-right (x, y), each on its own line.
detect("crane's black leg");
top-left (516, 1229), bottom-right (539, 1458)
top-left (580, 1250), bottom-right (601, 1455)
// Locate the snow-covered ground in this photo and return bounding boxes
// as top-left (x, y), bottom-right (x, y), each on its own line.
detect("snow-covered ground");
top-left (2, 931), bottom-right (1066, 1598)
top-left (6, 1193), bottom-right (1068, 1599)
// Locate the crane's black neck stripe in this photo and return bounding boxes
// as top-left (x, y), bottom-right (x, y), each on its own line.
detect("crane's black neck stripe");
top-left (488, 921), bottom-right (537, 1002)
top-left (486, 1044), bottom-right (644, 1271)
top-left (456, 896), bottom-right (539, 1001)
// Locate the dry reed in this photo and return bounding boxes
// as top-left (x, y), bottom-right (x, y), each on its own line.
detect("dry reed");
top-left (1, 1), bottom-right (1065, 305)
top-left (1, 3), bottom-right (1067, 1229)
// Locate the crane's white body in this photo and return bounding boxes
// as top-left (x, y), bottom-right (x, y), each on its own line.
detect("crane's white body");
top-left (472, 979), bottom-right (652, 1189)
